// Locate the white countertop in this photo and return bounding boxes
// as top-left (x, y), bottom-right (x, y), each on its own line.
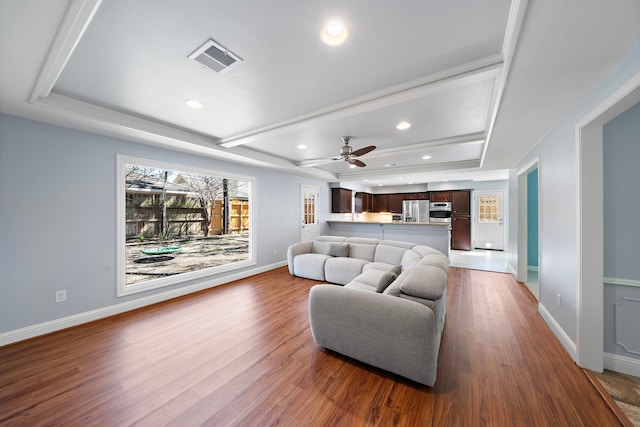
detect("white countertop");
top-left (326, 220), bottom-right (450, 226)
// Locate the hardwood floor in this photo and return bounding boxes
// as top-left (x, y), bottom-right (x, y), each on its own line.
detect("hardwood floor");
top-left (0, 267), bottom-right (622, 426)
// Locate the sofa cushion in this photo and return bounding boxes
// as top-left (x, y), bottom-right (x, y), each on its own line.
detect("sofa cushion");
top-left (325, 257), bottom-right (370, 285)
top-left (374, 244), bottom-right (407, 265)
top-left (400, 250), bottom-right (421, 271)
top-left (316, 236), bottom-right (348, 242)
top-left (361, 261), bottom-right (395, 272)
top-left (347, 269), bottom-right (384, 288)
top-left (345, 237), bottom-right (380, 245)
top-left (311, 240), bottom-right (331, 255)
top-left (293, 253), bottom-right (331, 281)
top-left (376, 266), bottom-right (401, 293)
top-left (380, 240), bottom-right (416, 249)
top-left (398, 293), bottom-right (437, 310)
top-left (348, 243), bottom-right (377, 261)
top-left (344, 281), bottom-right (378, 293)
top-left (328, 242), bottom-right (350, 257)
top-left (396, 265), bottom-right (446, 300)
top-left (312, 236), bottom-right (347, 254)
top-left (415, 254), bottom-right (450, 272)
top-left (412, 245), bottom-right (445, 257)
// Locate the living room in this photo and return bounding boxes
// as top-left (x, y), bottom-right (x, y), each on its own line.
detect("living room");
top-left (1, 0), bottom-right (640, 424)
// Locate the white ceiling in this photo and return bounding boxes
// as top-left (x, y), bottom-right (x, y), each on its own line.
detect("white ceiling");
top-left (1, 0), bottom-right (639, 188)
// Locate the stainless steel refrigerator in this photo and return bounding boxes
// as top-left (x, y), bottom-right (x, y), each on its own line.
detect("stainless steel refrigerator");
top-left (402, 200), bottom-right (429, 222)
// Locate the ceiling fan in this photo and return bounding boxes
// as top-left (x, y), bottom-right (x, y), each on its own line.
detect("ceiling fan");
top-left (298, 136), bottom-right (376, 168)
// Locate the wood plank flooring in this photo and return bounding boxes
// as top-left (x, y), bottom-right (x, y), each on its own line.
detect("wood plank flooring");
top-left (0, 267), bottom-right (622, 426)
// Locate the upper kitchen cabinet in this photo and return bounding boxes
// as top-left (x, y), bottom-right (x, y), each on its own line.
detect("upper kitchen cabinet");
top-left (387, 194), bottom-right (404, 213)
top-left (430, 191), bottom-right (450, 202)
top-left (331, 188), bottom-right (352, 213)
top-left (373, 194), bottom-right (388, 212)
top-left (354, 192), bottom-right (374, 213)
top-left (451, 190), bottom-right (471, 215)
top-left (354, 192), bottom-right (363, 213)
top-left (402, 192), bottom-right (430, 200)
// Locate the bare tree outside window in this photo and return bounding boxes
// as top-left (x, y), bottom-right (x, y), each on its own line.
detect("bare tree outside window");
top-left (118, 157), bottom-right (254, 295)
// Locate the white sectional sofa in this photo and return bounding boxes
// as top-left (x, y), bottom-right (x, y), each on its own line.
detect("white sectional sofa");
top-left (287, 235), bottom-right (449, 386)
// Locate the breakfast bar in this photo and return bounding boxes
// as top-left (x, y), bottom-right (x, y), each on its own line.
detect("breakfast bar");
top-left (325, 220), bottom-right (451, 255)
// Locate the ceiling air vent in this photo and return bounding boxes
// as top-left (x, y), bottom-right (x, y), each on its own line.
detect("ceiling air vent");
top-left (188, 38), bottom-right (242, 74)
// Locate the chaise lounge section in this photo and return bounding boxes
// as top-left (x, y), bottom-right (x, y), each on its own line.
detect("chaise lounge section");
top-left (287, 236), bottom-right (449, 386)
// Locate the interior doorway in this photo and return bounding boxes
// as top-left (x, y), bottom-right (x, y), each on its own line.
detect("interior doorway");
top-left (516, 158), bottom-right (540, 297)
top-left (525, 168), bottom-right (540, 299)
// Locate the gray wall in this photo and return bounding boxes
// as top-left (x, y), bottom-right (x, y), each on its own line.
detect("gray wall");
top-left (603, 101), bottom-right (640, 359)
top-left (0, 114), bottom-right (330, 335)
top-left (509, 42), bottom-right (640, 349)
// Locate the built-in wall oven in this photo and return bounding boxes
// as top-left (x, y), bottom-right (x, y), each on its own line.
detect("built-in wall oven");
top-left (429, 201), bottom-right (451, 223)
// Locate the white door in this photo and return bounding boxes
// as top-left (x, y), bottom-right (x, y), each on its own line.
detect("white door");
top-left (474, 190), bottom-right (505, 250)
top-left (300, 185), bottom-right (320, 242)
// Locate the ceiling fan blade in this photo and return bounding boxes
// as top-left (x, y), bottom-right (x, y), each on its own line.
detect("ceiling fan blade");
top-left (349, 159), bottom-right (366, 168)
top-left (351, 145), bottom-right (376, 157)
top-left (297, 157), bottom-right (336, 167)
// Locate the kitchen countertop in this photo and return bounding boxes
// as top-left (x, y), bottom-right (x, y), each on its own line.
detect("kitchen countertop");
top-left (326, 220), bottom-right (450, 226)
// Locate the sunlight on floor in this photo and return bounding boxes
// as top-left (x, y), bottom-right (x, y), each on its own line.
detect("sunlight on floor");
top-left (449, 249), bottom-right (510, 273)
top-left (449, 250), bottom-right (541, 300)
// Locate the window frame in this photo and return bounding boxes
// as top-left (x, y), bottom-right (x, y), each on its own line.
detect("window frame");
top-left (116, 155), bottom-right (256, 297)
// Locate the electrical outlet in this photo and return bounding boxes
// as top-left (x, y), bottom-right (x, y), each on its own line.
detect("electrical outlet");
top-left (556, 292), bottom-right (561, 307)
top-left (55, 290), bottom-right (67, 303)
top-left (273, 249), bottom-right (278, 256)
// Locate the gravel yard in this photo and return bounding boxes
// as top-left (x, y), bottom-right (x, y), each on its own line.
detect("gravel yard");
top-left (125, 234), bottom-right (249, 285)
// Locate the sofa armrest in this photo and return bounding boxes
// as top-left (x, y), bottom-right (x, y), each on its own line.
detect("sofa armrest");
top-left (308, 284), bottom-right (440, 386)
top-left (287, 241), bottom-right (313, 274)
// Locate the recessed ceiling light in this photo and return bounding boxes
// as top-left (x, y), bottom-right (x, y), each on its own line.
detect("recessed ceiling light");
top-left (408, 182), bottom-right (413, 185)
top-left (396, 121), bottom-right (411, 130)
top-left (297, 144), bottom-right (307, 149)
top-left (349, 164), bottom-right (357, 168)
top-left (384, 163), bottom-right (398, 167)
top-left (378, 184), bottom-right (383, 186)
top-left (322, 20), bottom-right (348, 45)
top-left (422, 155), bottom-right (432, 160)
top-left (185, 99), bottom-right (204, 109)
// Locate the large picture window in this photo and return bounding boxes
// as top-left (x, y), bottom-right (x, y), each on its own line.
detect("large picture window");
top-left (117, 156), bottom-right (255, 296)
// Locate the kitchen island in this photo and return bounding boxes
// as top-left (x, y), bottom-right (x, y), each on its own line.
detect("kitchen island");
top-left (325, 220), bottom-right (451, 255)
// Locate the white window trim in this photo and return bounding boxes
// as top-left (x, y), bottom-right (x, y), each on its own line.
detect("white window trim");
top-left (116, 154), bottom-right (256, 297)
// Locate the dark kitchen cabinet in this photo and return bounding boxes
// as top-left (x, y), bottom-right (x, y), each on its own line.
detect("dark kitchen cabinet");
top-left (451, 190), bottom-right (471, 215)
top-left (373, 194), bottom-right (388, 212)
top-left (387, 194), bottom-right (404, 213)
top-left (451, 216), bottom-right (471, 250)
top-left (354, 192), bottom-right (363, 213)
top-left (450, 189), bottom-right (471, 250)
top-left (430, 191), bottom-right (450, 202)
top-left (354, 192), bottom-right (374, 213)
top-left (402, 192), bottom-right (429, 200)
top-left (364, 193), bottom-right (373, 212)
top-left (331, 188), bottom-right (352, 213)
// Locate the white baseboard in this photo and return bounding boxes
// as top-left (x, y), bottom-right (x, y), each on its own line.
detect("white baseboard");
top-left (0, 261), bottom-right (288, 347)
top-left (538, 302), bottom-right (577, 361)
top-left (509, 264), bottom-right (518, 278)
top-left (604, 352), bottom-right (640, 377)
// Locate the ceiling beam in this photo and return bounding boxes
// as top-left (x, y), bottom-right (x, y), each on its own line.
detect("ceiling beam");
top-left (28, 0), bottom-right (102, 103)
top-left (220, 56), bottom-right (503, 148)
